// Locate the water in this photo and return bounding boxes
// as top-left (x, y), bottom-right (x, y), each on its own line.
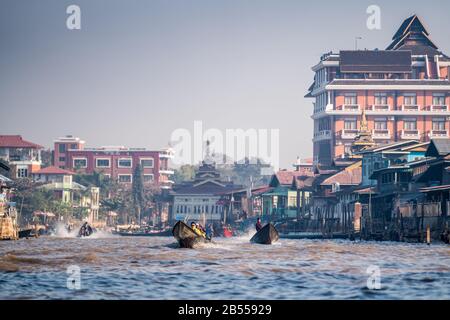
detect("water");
top-left (0, 233), bottom-right (449, 300)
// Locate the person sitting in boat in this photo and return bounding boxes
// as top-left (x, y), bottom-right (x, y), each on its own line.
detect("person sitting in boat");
top-left (191, 222), bottom-right (206, 238)
top-left (255, 218), bottom-right (263, 232)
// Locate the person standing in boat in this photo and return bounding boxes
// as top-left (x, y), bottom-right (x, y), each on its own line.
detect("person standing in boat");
top-left (255, 218), bottom-right (262, 232)
top-left (206, 223), bottom-right (214, 240)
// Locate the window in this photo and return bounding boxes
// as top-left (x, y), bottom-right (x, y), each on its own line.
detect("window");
top-left (404, 93), bottom-right (417, 106)
top-left (140, 158), bottom-right (154, 168)
top-left (344, 93), bottom-right (357, 105)
top-left (73, 158), bottom-right (87, 168)
top-left (143, 174), bottom-right (154, 183)
top-left (433, 94), bottom-right (446, 106)
top-left (118, 175), bottom-right (132, 183)
top-left (403, 119), bottom-right (417, 130)
top-left (118, 158), bottom-right (132, 168)
top-left (70, 144), bottom-right (77, 149)
top-left (96, 158), bottom-right (110, 168)
top-left (374, 118), bottom-right (387, 130)
top-left (374, 93), bottom-right (387, 105)
top-left (17, 168), bottom-right (28, 178)
top-left (59, 156), bottom-right (66, 162)
top-left (344, 119), bottom-right (357, 130)
top-left (432, 118), bottom-right (446, 131)
top-left (58, 144), bottom-right (66, 153)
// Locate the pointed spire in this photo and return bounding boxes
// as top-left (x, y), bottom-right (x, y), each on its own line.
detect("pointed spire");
top-left (387, 14), bottom-right (439, 52)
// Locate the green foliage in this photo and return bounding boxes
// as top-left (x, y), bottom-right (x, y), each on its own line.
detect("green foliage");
top-left (172, 164), bottom-right (196, 183)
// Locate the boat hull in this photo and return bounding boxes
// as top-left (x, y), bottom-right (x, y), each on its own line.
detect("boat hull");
top-left (18, 229), bottom-right (33, 239)
top-left (172, 221), bottom-right (209, 248)
top-left (250, 223), bottom-right (279, 245)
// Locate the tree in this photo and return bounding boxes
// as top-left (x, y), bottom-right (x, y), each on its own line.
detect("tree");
top-left (172, 164), bottom-right (196, 183)
top-left (40, 149), bottom-right (53, 167)
top-left (132, 164), bottom-right (145, 225)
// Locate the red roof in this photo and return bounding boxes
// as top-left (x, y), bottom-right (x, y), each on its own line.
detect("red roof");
top-left (0, 135), bottom-right (43, 149)
top-left (34, 166), bottom-right (75, 175)
top-left (321, 167), bottom-right (362, 186)
top-left (275, 170), bottom-right (314, 185)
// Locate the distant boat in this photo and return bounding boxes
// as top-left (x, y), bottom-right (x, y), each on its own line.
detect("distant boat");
top-left (18, 228), bottom-right (33, 239)
top-left (78, 223), bottom-right (95, 238)
top-left (172, 221), bottom-right (210, 248)
top-left (223, 227), bottom-right (233, 238)
top-left (250, 223), bottom-right (279, 245)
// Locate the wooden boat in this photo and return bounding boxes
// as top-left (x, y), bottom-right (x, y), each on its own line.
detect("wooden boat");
top-left (250, 223), bottom-right (279, 245)
top-left (78, 223), bottom-right (95, 237)
top-left (18, 228), bottom-right (33, 239)
top-left (172, 221), bottom-right (210, 248)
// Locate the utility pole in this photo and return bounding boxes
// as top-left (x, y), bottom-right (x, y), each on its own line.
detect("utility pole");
top-left (355, 36), bottom-right (363, 50)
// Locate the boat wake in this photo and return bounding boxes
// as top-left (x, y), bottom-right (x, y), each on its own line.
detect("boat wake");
top-left (51, 223), bottom-right (115, 239)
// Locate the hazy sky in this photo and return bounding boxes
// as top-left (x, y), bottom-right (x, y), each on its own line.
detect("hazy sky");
top-left (2, 0), bottom-right (450, 168)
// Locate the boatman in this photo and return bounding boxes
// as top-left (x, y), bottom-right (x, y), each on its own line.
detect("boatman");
top-left (206, 224), bottom-right (214, 240)
top-left (255, 218), bottom-right (262, 232)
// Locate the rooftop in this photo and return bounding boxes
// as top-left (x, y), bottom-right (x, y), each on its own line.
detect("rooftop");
top-left (0, 135), bottom-right (43, 149)
top-left (34, 166), bottom-right (75, 175)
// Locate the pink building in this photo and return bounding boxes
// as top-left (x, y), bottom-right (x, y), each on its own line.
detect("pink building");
top-left (54, 136), bottom-right (174, 189)
top-left (306, 15), bottom-right (450, 166)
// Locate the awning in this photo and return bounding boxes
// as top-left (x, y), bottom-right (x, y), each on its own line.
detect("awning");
top-left (420, 185), bottom-right (450, 193)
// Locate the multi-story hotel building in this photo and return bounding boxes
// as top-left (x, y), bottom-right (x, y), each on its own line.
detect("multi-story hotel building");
top-left (306, 15), bottom-right (450, 166)
top-left (53, 136), bottom-right (174, 189)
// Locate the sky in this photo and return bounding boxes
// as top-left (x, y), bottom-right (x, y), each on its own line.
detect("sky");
top-left (1, 0), bottom-right (450, 169)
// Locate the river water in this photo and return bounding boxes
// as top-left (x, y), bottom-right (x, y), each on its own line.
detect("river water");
top-left (0, 231), bottom-right (449, 300)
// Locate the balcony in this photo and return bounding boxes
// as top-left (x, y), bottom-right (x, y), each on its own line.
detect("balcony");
top-left (341, 129), bottom-right (358, 140)
top-left (368, 104), bottom-right (390, 112)
top-left (401, 129), bottom-right (421, 140)
top-left (313, 130), bottom-right (332, 142)
top-left (430, 105), bottom-right (448, 112)
top-left (159, 169), bottom-right (175, 175)
top-left (400, 105), bottom-right (420, 112)
top-left (339, 104), bottom-right (360, 112)
top-left (429, 130), bottom-right (448, 138)
top-left (372, 129), bottom-right (391, 139)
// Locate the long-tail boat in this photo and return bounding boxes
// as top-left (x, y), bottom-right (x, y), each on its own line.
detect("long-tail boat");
top-left (172, 221), bottom-right (210, 248)
top-left (250, 223), bottom-right (279, 245)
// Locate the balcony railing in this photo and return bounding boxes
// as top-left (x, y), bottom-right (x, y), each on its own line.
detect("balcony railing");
top-left (313, 130), bottom-right (332, 141)
top-left (369, 104), bottom-right (390, 112)
top-left (429, 130), bottom-right (448, 138)
top-left (341, 129), bottom-right (358, 140)
top-left (339, 104), bottom-right (360, 112)
top-left (400, 105), bottom-right (420, 112)
top-left (372, 129), bottom-right (391, 139)
top-left (401, 129), bottom-right (420, 139)
top-left (159, 169), bottom-right (175, 175)
top-left (430, 105), bottom-right (448, 112)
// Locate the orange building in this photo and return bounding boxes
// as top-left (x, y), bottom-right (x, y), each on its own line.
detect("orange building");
top-left (306, 15), bottom-right (450, 166)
